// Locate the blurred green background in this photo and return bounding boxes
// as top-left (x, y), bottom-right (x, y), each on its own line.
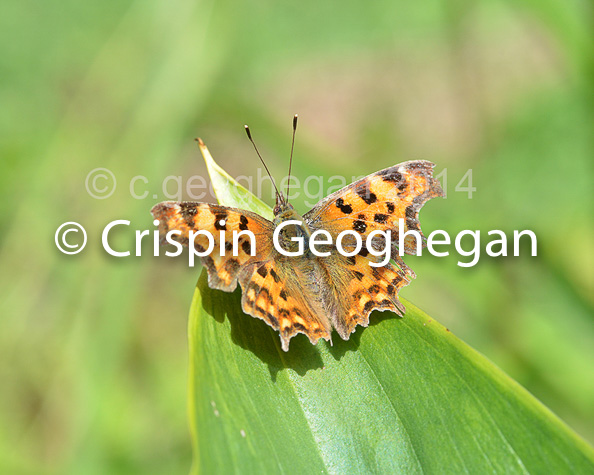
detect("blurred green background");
top-left (1, 0), bottom-right (592, 473)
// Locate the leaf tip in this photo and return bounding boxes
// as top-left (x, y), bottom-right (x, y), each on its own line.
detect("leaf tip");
top-left (196, 138), bottom-right (216, 168)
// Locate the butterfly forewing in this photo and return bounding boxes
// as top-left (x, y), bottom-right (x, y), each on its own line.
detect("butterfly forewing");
top-left (151, 202), bottom-right (275, 291)
top-left (304, 160), bottom-right (444, 256)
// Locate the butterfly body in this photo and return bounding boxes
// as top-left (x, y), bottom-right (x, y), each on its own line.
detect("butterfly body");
top-left (272, 203), bottom-right (313, 255)
top-left (152, 159), bottom-right (444, 351)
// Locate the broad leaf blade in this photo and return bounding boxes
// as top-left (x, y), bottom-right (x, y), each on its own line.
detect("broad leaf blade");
top-left (188, 145), bottom-right (594, 473)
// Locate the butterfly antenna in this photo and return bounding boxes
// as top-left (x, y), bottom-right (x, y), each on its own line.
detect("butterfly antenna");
top-left (244, 124), bottom-right (283, 203)
top-left (286, 114), bottom-right (298, 203)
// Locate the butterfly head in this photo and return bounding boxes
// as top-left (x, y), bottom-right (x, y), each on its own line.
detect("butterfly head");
top-left (273, 198), bottom-right (307, 229)
top-left (273, 200), bottom-right (295, 219)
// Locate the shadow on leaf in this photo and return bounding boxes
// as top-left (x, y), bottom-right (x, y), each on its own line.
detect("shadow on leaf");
top-left (197, 271), bottom-right (404, 378)
top-left (198, 271), bottom-right (326, 378)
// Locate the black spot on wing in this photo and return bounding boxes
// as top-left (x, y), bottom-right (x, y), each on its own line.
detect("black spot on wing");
top-left (355, 182), bottom-right (377, 205)
top-left (257, 265), bottom-right (268, 277)
top-left (374, 213), bottom-right (388, 224)
top-left (379, 169), bottom-right (408, 195)
top-left (335, 197), bottom-right (353, 214)
top-left (239, 215), bottom-right (249, 231)
top-left (269, 268), bottom-right (281, 283)
top-left (241, 239), bottom-right (252, 255)
top-left (353, 214), bottom-right (367, 233)
top-left (214, 212), bottom-right (227, 230)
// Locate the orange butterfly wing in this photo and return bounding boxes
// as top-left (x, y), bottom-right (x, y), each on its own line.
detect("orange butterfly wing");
top-left (305, 160), bottom-right (444, 263)
top-left (239, 259), bottom-right (332, 351)
top-left (151, 201), bottom-right (332, 350)
top-left (152, 202), bottom-right (275, 291)
top-left (303, 160), bottom-right (444, 338)
top-left (316, 252), bottom-right (412, 339)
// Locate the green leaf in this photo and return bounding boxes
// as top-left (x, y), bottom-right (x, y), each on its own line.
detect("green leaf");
top-left (198, 139), bottom-right (273, 221)
top-left (188, 144), bottom-right (594, 473)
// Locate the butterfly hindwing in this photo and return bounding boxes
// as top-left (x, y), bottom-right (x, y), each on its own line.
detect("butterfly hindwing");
top-left (318, 251), bottom-right (412, 339)
top-left (239, 260), bottom-right (332, 351)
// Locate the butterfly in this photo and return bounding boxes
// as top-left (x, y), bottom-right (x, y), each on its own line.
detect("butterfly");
top-left (151, 117), bottom-right (444, 351)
